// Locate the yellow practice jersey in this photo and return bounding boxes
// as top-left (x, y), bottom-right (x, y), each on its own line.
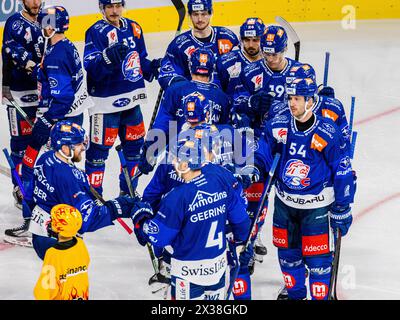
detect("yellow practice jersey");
top-left (34, 237), bottom-right (90, 300)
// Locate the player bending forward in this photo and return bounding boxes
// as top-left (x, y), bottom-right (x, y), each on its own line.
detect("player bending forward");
top-left (132, 137), bottom-right (251, 300)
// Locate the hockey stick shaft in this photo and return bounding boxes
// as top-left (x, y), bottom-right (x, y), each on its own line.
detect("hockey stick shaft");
top-left (275, 16), bottom-right (300, 61)
top-left (148, 0), bottom-right (186, 131)
top-left (88, 184), bottom-right (134, 235)
top-left (329, 130), bottom-right (358, 300)
top-left (3, 148), bottom-right (26, 198)
top-left (227, 153), bottom-right (281, 299)
top-left (116, 145), bottom-right (159, 274)
top-left (323, 52), bottom-right (330, 87)
top-left (4, 98), bottom-right (34, 127)
top-left (349, 96), bottom-right (356, 136)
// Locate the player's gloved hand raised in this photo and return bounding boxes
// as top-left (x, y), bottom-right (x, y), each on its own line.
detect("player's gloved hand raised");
top-left (103, 42), bottom-right (130, 66)
top-left (248, 90), bottom-right (275, 117)
top-left (329, 203), bottom-right (352, 237)
top-left (318, 84), bottom-right (335, 99)
top-left (138, 141), bottom-right (156, 175)
top-left (31, 115), bottom-right (54, 148)
top-left (131, 201), bottom-right (154, 246)
top-left (105, 195), bottom-right (140, 220)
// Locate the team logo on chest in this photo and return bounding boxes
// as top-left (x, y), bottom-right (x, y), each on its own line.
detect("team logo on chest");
top-left (122, 51), bottom-right (143, 82)
top-left (283, 159), bottom-right (311, 190)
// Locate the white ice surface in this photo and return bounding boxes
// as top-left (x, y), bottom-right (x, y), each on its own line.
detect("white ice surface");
top-left (1, 20), bottom-right (400, 300)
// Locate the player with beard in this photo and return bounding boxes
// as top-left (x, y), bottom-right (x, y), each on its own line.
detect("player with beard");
top-left (27, 121), bottom-right (143, 260)
top-left (158, 0), bottom-right (239, 90)
top-left (216, 17), bottom-right (265, 99)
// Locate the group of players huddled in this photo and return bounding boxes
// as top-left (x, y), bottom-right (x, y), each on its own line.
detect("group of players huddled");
top-left (2, 0), bottom-right (356, 300)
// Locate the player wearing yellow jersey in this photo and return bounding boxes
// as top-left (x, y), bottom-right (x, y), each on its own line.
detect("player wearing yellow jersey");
top-left (34, 204), bottom-right (90, 300)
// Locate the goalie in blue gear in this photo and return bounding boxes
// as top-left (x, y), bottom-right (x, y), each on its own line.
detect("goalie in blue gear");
top-left (84, 0), bottom-right (161, 196)
top-left (25, 120), bottom-right (143, 260)
top-left (2, 0), bottom-right (45, 242)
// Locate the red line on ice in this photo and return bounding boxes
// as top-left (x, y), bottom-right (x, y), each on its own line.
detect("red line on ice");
top-left (0, 242), bottom-right (14, 251)
top-left (355, 106), bottom-right (400, 126)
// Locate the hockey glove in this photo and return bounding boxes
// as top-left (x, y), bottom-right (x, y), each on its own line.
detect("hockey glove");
top-left (231, 112), bottom-right (252, 130)
top-left (318, 84), bottom-right (335, 99)
top-left (150, 58), bottom-right (162, 80)
top-left (131, 201), bottom-right (154, 246)
top-left (2, 86), bottom-right (14, 105)
top-left (138, 141), bottom-right (156, 175)
top-left (248, 90), bottom-right (275, 117)
top-left (102, 42), bottom-right (130, 67)
top-left (31, 115), bottom-right (54, 149)
top-left (239, 244), bottom-right (254, 273)
top-left (329, 203), bottom-right (352, 237)
top-left (105, 195), bottom-right (140, 220)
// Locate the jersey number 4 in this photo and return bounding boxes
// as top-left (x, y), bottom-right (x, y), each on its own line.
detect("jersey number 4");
top-left (206, 221), bottom-right (223, 250)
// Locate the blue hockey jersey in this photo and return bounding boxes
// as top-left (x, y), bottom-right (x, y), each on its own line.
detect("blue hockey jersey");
top-left (215, 48), bottom-right (259, 98)
top-left (158, 27), bottom-right (239, 90)
top-left (84, 18), bottom-right (154, 115)
top-left (263, 114), bottom-right (354, 209)
top-left (151, 80), bottom-right (231, 139)
top-left (268, 95), bottom-right (351, 152)
top-left (38, 38), bottom-right (92, 120)
top-left (142, 163), bottom-right (250, 285)
top-left (1, 12), bottom-right (44, 106)
top-left (28, 151), bottom-right (117, 238)
top-left (233, 58), bottom-right (301, 115)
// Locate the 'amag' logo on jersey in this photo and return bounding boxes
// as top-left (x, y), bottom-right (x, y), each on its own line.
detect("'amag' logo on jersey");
top-left (283, 159), bottom-right (311, 190)
top-left (188, 190), bottom-right (227, 212)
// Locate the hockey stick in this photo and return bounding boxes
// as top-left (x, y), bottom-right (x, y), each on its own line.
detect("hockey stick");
top-left (3, 97), bottom-right (34, 127)
top-left (115, 145), bottom-right (159, 274)
top-left (275, 16), bottom-right (300, 61)
top-left (323, 52), bottom-right (330, 87)
top-left (328, 101), bottom-right (358, 300)
top-left (226, 153), bottom-right (281, 299)
top-left (148, 0), bottom-right (186, 131)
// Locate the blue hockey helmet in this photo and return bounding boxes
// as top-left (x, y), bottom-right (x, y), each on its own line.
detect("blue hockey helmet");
top-left (183, 92), bottom-right (210, 123)
top-left (39, 6), bottom-right (70, 33)
top-left (99, 0), bottom-right (125, 7)
top-left (240, 17), bottom-right (266, 38)
top-left (285, 78), bottom-right (318, 98)
top-left (188, 0), bottom-right (213, 14)
top-left (189, 47), bottom-right (215, 76)
top-left (170, 137), bottom-right (210, 172)
top-left (261, 25), bottom-right (288, 54)
top-left (50, 120), bottom-right (86, 151)
top-left (286, 64), bottom-right (317, 84)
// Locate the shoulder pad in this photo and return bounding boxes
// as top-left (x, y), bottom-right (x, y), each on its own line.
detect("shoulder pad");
top-left (314, 116), bottom-right (338, 143)
top-left (215, 26), bottom-right (238, 40)
top-left (243, 60), bottom-right (262, 76)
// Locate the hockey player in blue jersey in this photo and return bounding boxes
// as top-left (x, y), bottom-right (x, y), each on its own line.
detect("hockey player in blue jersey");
top-left (132, 137), bottom-right (251, 300)
top-left (233, 25), bottom-right (302, 127)
top-left (216, 17), bottom-right (265, 98)
top-left (28, 120), bottom-right (143, 260)
top-left (83, 0), bottom-right (161, 196)
top-left (138, 47), bottom-right (231, 175)
top-left (2, 0), bottom-right (44, 212)
top-left (6, 6), bottom-right (92, 245)
top-left (158, 0), bottom-right (239, 89)
top-left (262, 78), bottom-right (355, 300)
